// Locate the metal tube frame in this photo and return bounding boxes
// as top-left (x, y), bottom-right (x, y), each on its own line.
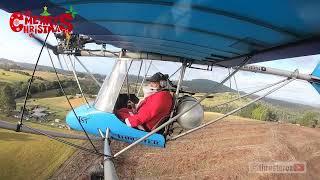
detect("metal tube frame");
top-left (134, 60), bottom-right (144, 94)
top-left (170, 78), bottom-right (294, 140)
top-left (113, 56), bottom-right (251, 157)
top-left (164, 62), bottom-right (187, 136)
top-left (62, 55), bottom-right (71, 71)
top-left (210, 78), bottom-right (289, 109)
top-left (56, 55), bottom-right (64, 69)
top-left (169, 66), bottom-right (182, 79)
top-left (175, 62), bottom-right (187, 96)
top-left (74, 56), bottom-right (102, 87)
top-left (104, 128), bottom-right (119, 180)
top-left (68, 55), bottom-right (89, 106)
top-left (233, 74), bottom-right (241, 98)
top-left (239, 64), bottom-right (320, 83)
top-left (137, 60), bottom-right (153, 96)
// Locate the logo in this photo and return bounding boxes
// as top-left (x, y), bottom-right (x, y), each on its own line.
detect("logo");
top-left (249, 161), bottom-right (306, 174)
top-left (9, 6), bottom-right (77, 36)
top-left (78, 116), bottom-right (89, 124)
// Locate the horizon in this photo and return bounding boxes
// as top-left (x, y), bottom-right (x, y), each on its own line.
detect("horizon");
top-left (0, 9), bottom-right (320, 107)
top-left (1, 56), bottom-right (320, 109)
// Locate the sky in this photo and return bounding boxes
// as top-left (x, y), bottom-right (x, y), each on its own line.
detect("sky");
top-left (1, 9), bottom-right (320, 107)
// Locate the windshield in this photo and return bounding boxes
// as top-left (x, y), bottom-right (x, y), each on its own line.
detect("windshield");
top-left (94, 59), bottom-right (128, 112)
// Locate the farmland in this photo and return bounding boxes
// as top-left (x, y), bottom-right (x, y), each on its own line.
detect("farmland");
top-left (1, 59), bottom-right (320, 179)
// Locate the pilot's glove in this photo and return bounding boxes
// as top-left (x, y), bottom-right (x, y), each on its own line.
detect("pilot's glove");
top-left (127, 100), bottom-right (137, 113)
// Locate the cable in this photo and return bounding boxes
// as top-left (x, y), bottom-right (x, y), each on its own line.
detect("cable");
top-left (125, 60), bottom-right (133, 99)
top-left (68, 55), bottom-right (89, 106)
top-left (113, 56), bottom-right (252, 157)
top-left (16, 33), bottom-right (50, 132)
top-left (134, 60), bottom-right (144, 94)
top-left (170, 78), bottom-right (294, 140)
top-left (46, 46), bottom-right (99, 153)
top-left (16, 33), bottom-right (108, 158)
top-left (137, 60), bottom-right (153, 95)
top-left (23, 124), bottom-right (111, 158)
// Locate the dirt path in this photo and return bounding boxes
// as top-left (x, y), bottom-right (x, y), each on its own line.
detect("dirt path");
top-left (51, 118), bottom-right (320, 180)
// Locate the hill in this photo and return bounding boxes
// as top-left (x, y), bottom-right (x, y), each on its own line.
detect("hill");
top-left (0, 58), bottom-right (67, 74)
top-left (0, 58), bottom-right (106, 81)
top-left (1, 57), bottom-right (318, 109)
top-left (182, 79), bottom-right (234, 93)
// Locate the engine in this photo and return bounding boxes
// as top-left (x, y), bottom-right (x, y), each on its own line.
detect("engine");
top-left (176, 95), bottom-right (204, 129)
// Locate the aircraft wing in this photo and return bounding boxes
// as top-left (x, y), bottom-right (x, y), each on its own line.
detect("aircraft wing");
top-left (1, 1), bottom-right (320, 67)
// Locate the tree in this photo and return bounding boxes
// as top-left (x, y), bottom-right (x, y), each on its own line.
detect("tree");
top-left (0, 85), bottom-right (16, 115)
top-left (265, 110), bottom-right (278, 122)
top-left (38, 82), bottom-right (46, 92)
top-left (299, 112), bottom-right (318, 127)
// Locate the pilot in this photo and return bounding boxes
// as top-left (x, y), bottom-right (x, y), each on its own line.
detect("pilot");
top-left (116, 72), bottom-right (173, 131)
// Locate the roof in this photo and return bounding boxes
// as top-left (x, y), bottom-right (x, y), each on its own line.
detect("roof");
top-left (1, 0), bottom-right (320, 67)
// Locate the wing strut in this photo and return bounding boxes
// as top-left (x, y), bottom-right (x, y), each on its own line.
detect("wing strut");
top-left (47, 43), bottom-right (101, 153)
top-left (137, 60), bottom-right (153, 95)
top-left (170, 77), bottom-right (295, 140)
top-left (73, 56), bottom-right (102, 87)
top-left (16, 33), bottom-right (50, 132)
top-left (67, 55), bottom-right (89, 106)
top-left (103, 128), bottom-right (119, 180)
top-left (113, 55), bottom-right (252, 157)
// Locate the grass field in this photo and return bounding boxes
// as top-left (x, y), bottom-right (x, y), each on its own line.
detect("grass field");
top-left (0, 129), bottom-right (83, 180)
top-left (198, 92), bottom-right (250, 108)
top-left (203, 111), bottom-right (262, 123)
top-left (21, 70), bottom-right (72, 81)
top-left (0, 69), bottom-right (30, 83)
top-left (16, 96), bottom-right (91, 120)
top-left (0, 69), bottom-right (72, 84)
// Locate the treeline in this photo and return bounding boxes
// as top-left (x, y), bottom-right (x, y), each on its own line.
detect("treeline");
top-left (11, 79), bottom-right (100, 98)
top-left (0, 63), bottom-right (21, 71)
top-left (205, 103), bottom-right (278, 122)
top-left (204, 102), bottom-right (320, 128)
top-left (0, 85), bottom-right (16, 115)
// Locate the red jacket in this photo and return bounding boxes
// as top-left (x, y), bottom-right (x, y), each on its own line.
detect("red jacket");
top-left (126, 91), bottom-right (173, 131)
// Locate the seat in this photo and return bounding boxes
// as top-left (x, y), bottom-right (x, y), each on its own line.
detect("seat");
top-left (149, 91), bottom-right (176, 134)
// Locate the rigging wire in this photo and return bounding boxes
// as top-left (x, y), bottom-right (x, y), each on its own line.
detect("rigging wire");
top-left (56, 55), bottom-right (64, 69)
top-left (73, 56), bottom-right (102, 87)
top-left (207, 78), bottom-right (289, 109)
top-left (125, 60), bottom-right (134, 99)
top-left (23, 124), bottom-right (110, 158)
top-left (113, 56), bottom-right (252, 157)
top-left (16, 32), bottom-right (108, 158)
top-left (68, 55), bottom-right (90, 106)
top-left (62, 55), bottom-right (71, 71)
top-left (233, 74), bottom-right (241, 98)
top-left (46, 46), bottom-right (99, 153)
top-left (228, 68), bottom-right (232, 89)
top-left (169, 66), bottom-right (182, 79)
top-left (151, 61), bottom-right (161, 72)
top-left (134, 60), bottom-right (144, 94)
top-left (137, 60), bottom-right (153, 96)
top-left (170, 78), bottom-right (294, 140)
top-left (16, 33), bottom-right (50, 132)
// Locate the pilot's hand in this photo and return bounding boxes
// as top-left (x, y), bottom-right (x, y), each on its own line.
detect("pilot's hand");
top-left (127, 100), bottom-right (136, 110)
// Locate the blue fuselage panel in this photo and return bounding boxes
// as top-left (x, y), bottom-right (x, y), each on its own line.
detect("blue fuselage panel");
top-left (66, 105), bottom-right (165, 148)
